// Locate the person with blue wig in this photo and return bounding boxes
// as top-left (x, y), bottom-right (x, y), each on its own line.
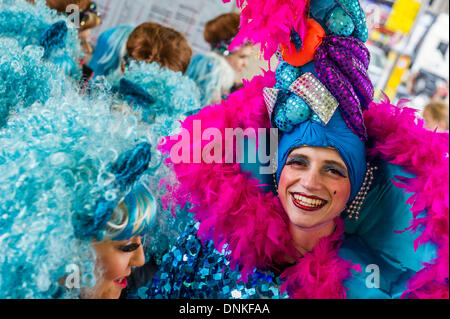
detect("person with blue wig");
top-left (128, 0), bottom-right (448, 299)
top-left (80, 21), bottom-right (203, 297)
top-left (185, 12), bottom-right (252, 107)
top-left (0, 83), bottom-right (160, 299)
top-left (88, 24), bottom-right (135, 80)
top-left (88, 21), bottom-right (192, 88)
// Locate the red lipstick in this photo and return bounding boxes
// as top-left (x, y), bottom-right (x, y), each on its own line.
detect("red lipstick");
top-left (291, 192), bottom-right (327, 212)
top-left (114, 277), bottom-right (127, 289)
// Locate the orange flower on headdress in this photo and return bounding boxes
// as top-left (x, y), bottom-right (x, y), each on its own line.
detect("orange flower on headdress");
top-left (280, 18), bottom-right (325, 67)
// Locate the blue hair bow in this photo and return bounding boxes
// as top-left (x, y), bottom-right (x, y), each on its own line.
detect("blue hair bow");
top-left (118, 78), bottom-right (156, 111)
top-left (40, 20), bottom-right (68, 58)
top-left (73, 142), bottom-right (152, 240)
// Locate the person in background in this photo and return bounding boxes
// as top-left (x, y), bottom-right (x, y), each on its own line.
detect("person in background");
top-left (88, 24), bottom-right (136, 79)
top-left (96, 21), bottom-right (199, 126)
top-left (88, 21), bottom-right (192, 87)
top-left (422, 101), bottom-right (449, 132)
top-left (185, 12), bottom-right (252, 107)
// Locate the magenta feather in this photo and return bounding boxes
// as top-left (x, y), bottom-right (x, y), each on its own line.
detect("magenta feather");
top-left (364, 97), bottom-right (449, 299)
top-left (224, 0), bottom-right (310, 61)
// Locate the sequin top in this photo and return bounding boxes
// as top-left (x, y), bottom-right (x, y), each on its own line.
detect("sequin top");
top-left (128, 222), bottom-right (288, 299)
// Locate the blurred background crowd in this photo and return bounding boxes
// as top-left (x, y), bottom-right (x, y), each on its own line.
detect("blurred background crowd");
top-left (82, 0), bottom-right (449, 132)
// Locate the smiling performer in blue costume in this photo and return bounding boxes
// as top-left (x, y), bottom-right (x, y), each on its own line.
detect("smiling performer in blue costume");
top-left (129, 0), bottom-right (448, 299)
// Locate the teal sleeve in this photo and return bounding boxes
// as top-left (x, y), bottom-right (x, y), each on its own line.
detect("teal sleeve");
top-left (340, 159), bottom-right (437, 298)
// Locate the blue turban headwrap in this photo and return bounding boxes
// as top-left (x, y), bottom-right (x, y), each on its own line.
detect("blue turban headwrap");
top-left (273, 59), bottom-right (367, 202)
top-left (276, 108), bottom-right (367, 202)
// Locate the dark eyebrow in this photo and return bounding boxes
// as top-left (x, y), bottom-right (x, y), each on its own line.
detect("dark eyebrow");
top-left (286, 153), bottom-right (309, 162)
top-left (288, 152), bottom-right (347, 173)
top-left (287, 151), bottom-right (309, 159)
top-left (323, 160), bottom-right (348, 173)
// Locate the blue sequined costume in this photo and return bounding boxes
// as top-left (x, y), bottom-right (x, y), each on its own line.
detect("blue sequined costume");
top-left (128, 222), bottom-right (288, 299)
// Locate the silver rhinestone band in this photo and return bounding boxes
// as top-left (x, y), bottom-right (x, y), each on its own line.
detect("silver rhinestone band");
top-left (288, 72), bottom-right (339, 124)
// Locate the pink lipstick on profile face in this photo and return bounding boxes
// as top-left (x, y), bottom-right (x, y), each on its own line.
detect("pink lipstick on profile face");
top-left (114, 277), bottom-right (127, 289)
top-left (291, 192), bottom-right (328, 212)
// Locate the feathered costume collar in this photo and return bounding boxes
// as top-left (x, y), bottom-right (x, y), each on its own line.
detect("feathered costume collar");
top-left (159, 70), bottom-right (449, 298)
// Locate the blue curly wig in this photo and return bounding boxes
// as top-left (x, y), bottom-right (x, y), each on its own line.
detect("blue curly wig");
top-left (0, 85), bottom-right (157, 298)
top-left (121, 61), bottom-right (201, 263)
top-left (0, 57), bottom-right (202, 297)
top-left (0, 37), bottom-right (68, 128)
top-left (90, 60), bottom-right (202, 263)
top-left (118, 60), bottom-right (201, 125)
top-left (0, 0), bottom-right (83, 79)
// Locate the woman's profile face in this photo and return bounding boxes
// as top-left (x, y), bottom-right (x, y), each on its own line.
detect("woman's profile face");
top-left (225, 45), bottom-right (252, 73)
top-left (277, 146), bottom-right (351, 229)
top-left (88, 236), bottom-right (145, 299)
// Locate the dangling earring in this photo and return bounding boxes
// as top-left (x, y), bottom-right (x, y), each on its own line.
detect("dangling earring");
top-left (346, 163), bottom-right (377, 220)
top-left (272, 155), bottom-right (279, 195)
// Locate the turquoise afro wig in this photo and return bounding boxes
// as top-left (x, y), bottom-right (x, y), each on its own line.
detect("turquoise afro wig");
top-left (115, 60), bottom-right (201, 134)
top-left (108, 61), bottom-right (202, 263)
top-left (0, 0), bottom-right (83, 79)
top-left (0, 37), bottom-right (68, 128)
top-left (0, 86), bottom-right (157, 298)
top-left (88, 60), bottom-right (201, 264)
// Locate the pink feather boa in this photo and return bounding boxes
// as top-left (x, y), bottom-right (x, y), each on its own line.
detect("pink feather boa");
top-left (158, 71), bottom-right (449, 299)
top-left (223, 0), bottom-right (310, 61)
top-left (364, 99), bottom-right (449, 299)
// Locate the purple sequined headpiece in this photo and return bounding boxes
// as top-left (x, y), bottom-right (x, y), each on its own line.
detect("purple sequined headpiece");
top-left (264, 34), bottom-right (373, 141)
top-left (314, 35), bottom-right (373, 141)
top-left (261, 0), bottom-right (374, 142)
